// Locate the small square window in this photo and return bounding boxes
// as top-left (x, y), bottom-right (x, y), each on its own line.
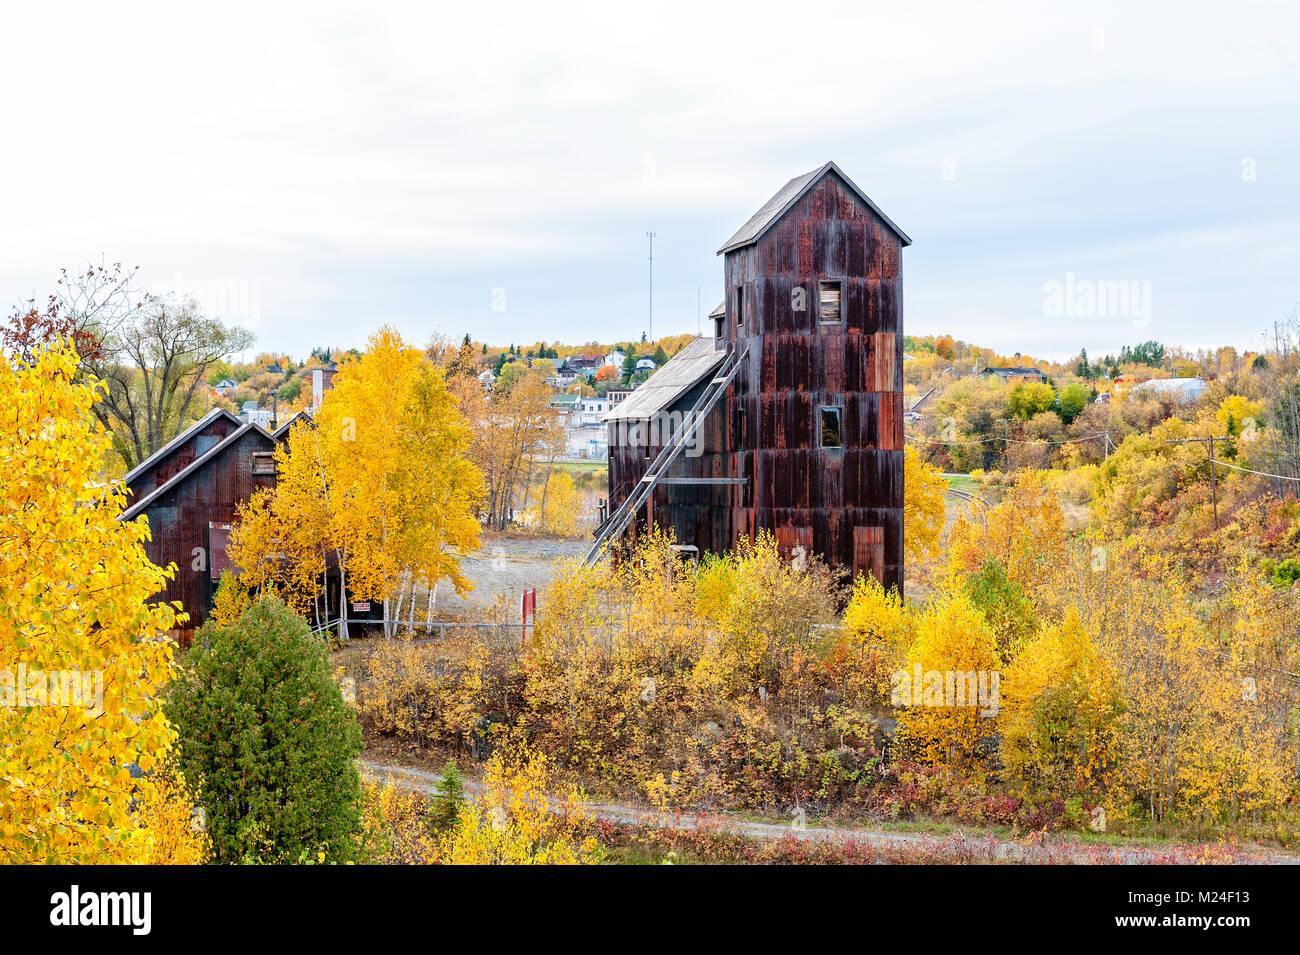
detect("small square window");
top-left (820, 407), bottom-right (843, 448)
top-left (819, 280), bottom-right (843, 324)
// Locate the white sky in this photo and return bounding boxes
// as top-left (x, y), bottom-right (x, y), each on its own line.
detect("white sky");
top-left (1, 0), bottom-right (1297, 360)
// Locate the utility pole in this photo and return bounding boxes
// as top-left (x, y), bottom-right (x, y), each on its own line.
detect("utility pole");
top-left (646, 231), bottom-right (656, 344)
top-left (697, 284), bottom-right (701, 337)
top-left (1167, 435), bottom-right (1228, 530)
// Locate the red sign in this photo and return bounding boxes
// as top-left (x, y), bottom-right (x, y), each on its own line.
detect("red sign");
top-left (352, 601), bottom-right (370, 612)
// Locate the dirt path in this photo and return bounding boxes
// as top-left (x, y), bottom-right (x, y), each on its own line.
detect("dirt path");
top-left (359, 758), bottom-right (1296, 865)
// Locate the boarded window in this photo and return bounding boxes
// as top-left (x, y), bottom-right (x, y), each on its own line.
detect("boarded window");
top-left (251, 452), bottom-right (276, 476)
top-left (820, 407), bottom-right (843, 448)
top-left (853, 526), bottom-right (885, 585)
top-left (819, 280), bottom-right (842, 324)
top-left (208, 522), bottom-right (232, 582)
top-left (735, 286), bottom-right (745, 327)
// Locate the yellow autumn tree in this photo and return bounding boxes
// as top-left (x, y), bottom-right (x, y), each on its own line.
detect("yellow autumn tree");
top-left (903, 445), bottom-right (947, 565)
top-left (231, 328), bottom-right (483, 638)
top-left (0, 340), bottom-right (206, 863)
top-left (526, 470), bottom-right (582, 536)
top-left (838, 573), bottom-right (911, 708)
top-left (449, 368), bottom-right (563, 531)
top-left (1000, 609), bottom-right (1121, 800)
top-left (892, 590), bottom-right (1002, 769)
top-left (947, 471), bottom-right (1067, 608)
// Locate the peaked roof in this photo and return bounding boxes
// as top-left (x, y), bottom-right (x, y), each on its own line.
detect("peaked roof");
top-left (708, 300), bottom-right (725, 319)
top-left (717, 161), bottom-right (911, 255)
top-left (121, 407), bottom-right (241, 490)
top-left (121, 422), bottom-right (275, 521)
top-left (604, 337), bottom-right (726, 423)
top-left (271, 409), bottom-right (314, 441)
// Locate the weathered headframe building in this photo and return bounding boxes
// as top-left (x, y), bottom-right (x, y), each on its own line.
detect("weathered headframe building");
top-left (597, 162), bottom-right (909, 591)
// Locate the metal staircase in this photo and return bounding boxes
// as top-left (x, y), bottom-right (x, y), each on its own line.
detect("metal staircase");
top-left (583, 345), bottom-right (747, 566)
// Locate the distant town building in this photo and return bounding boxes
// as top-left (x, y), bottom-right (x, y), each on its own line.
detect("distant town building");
top-left (565, 426), bottom-right (608, 459)
top-left (635, 356), bottom-right (657, 372)
top-left (1129, 376), bottom-right (1207, 403)
top-left (603, 349), bottom-right (626, 369)
top-left (982, 366), bottom-right (1047, 384)
top-left (606, 387), bottom-right (635, 407)
top-left (564, 355), bottom-right (602, 374)
top-left (550, 392), bottom-right (580, 425)
top-left (240, 401), bottom-right (274, 428)
top-left (579, 396), bottom-right (608, 425)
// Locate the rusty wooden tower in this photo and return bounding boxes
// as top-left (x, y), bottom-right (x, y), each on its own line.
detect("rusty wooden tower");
top-left (594, 161), bottom-right (909, 591)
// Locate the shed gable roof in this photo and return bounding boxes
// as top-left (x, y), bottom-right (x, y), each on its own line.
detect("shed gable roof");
top-left (717, 161), bottom-right (911, 255)
top-left (120, 422), bottom-right (275, 521)
top-left (603, 337), bottom-right (726, 423)
top-left (121, 407), bottom-right (242, 491)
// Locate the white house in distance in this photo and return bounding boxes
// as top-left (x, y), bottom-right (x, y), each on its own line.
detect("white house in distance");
top-left (1130, 377), bottom-right (1207, 403)
top-left (240, 400), bottom-right (274, 428)
top-left (579, 396), bottom-right (608, 425)
top-left (604, 349), bottom-right (626, 370)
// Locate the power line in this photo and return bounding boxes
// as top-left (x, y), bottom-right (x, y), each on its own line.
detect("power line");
top-left (1208, 457), bottom-right (1300, 483)
top-left (905, 431), bottom-right (1109, 448)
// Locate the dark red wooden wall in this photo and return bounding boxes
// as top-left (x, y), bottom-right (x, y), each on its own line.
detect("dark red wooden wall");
top-left (608, 168), bottom-right (905, 591)
top-left (137, 427), bottom-right (276, 639)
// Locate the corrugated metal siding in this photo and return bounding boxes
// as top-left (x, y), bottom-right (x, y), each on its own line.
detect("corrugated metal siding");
top-left (127, 415), bottom-right (241, 498)
top-left (137, 427), bottom-right (276, 640)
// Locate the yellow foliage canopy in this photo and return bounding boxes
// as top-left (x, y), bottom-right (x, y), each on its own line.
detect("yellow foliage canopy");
top-left (0, 341), bottom-right (205, 863)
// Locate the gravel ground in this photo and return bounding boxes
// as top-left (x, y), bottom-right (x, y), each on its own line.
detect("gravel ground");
top-left (428, 535), bottom-right (590, 617)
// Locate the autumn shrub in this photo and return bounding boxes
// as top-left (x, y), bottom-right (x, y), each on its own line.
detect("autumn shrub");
top-left (359, 631), bottom-right (490, 749)
top-left (360, 778), bottom-right (441, 864)
top-left (999, 609), bottom-right (1122, 801)
top-left (891, 589), bottom-right (1002, 769)
top-left (502, 531), bottom-right (901, 812)
top-left (167, 596), bottom-right (364, 863)
top-left (436, 751), bottom-right (601, 864)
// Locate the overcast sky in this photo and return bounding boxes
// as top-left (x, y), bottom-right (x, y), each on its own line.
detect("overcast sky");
top-left (2, 1), bottom-right (1297, 361)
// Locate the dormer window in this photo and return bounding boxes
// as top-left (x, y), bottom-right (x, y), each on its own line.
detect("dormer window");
top-left (819, 280), bottom-right (843, 324)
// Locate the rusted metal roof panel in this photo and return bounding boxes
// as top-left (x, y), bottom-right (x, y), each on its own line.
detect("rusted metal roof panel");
top-left (122, 407), bottom-right (242, 498)
top-left (717, 161), bottom-right (911, 254)
top-left (604, 337), bottom-right (726, 424)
